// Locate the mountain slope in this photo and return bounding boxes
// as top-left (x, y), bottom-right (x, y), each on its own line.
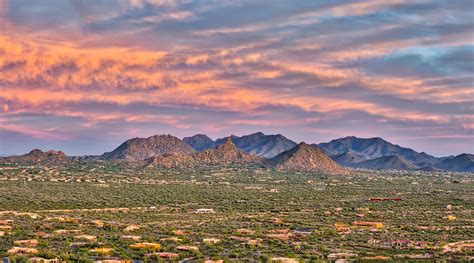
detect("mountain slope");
top-left (353, 155), bottom-right (420, 170)
top-left (147, 138), bottom-right (261, 168)
top-left (214, 132), bottom-right (297, 158)
top-left (266, 143), bottom-right (347, 174)
top-left (0, 149), bottom-right (69, 164)
top-left (102, 134), bottom-right (195, 161)
top-left (416, 165), bottom-right (444, 172)
top-left (439, 154), bottom-right (474, 172)
top-left (330, 152), bottom-right (365, 166)
top-left (318, 136), bottom-right (439, 167)
top-left (183, 134), bottom-right (215, 151)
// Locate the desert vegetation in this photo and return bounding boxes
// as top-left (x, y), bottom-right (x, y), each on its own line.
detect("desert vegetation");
top-left (0, 162), bottom-right (472, 262)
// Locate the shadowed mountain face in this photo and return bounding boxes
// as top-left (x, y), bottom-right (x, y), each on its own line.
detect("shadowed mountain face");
top-left (330, 152), bottom-right (366, 166)
top-left (189, 132), bottom-right (297, 158)
top-left (317, 136), bottom-right (439, 167)
top-left (266, 142), bottom-right (347, 174)
top-left (199, 138), bottom-right (255, 163)
top-left (439, 154), bottom-right (474, 172)
top-left (147, 138), bottom-right (261, 168)
top-left (102, 134), bottom-right (195, 161)
top-left (0, 149), bottom-right (68, 164)
top-left (183, 134), bottom-right (215, 151)
top-left (353, 155), bottom-right (420, 170)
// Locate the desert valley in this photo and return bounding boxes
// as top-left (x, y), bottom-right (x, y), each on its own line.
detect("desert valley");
top-left (0, 133), bottom-right (473, 262)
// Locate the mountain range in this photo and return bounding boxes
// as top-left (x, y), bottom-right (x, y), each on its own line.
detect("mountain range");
top-left (147, 138), bottom-right (347, 174)
top-left (316, 136), bottom-right (473, 172)
top-left (147, 138), bottom-right (261, 168)
top-left (184, 132), bottom-right (297, 158)
top-left (438, 154), bottom-right (474, 172)
top-left (317, 136), bottom-right (439, 167)
top-left (352, 155), bottom-right (420, 170)
top-left (2, 132), bottom-right (472, 173)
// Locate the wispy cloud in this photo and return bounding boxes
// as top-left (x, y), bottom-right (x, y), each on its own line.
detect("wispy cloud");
top-left (0, 0), bottom-right (472, 156)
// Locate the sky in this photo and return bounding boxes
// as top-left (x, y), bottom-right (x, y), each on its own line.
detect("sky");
top-left (0, 0), bottom-right (473, 157)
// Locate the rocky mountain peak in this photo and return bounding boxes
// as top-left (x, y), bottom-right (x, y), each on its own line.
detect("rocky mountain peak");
top-left (147, 136), bottom-right (261, 168)
top-left (266, 142), bottom-right (347, 174)
top-left (28, 148), bottom-right (45, 156)
top-left (102, 134), bottom-right (195, 161)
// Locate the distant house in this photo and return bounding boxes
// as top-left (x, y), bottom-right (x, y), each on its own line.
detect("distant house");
top-left (443, 240), bottom-right (474, 253)
top-left (89, 247), bottom-right (113, 255)
top-left (195, 208), bottom-right (215, 213)
top-left (412, 241), bottom-right (428, 249)
top-left (17, 212), bottom-right (40, 219)
top-left (327, 253), bottom-right (357, 261)
top-left (160, 237), bottom-right (183, 242)
top-left (203, 238), bottom-right (220, 244)
top-left (47, 216), bottom-right (78, 223)
top-left (369, 197), bottom-right (402, 202)
top-left (173, 229), bottom-right (187, 236)
top-left (147, 252), bottom-right (179, 259)
top-left (236, 228), bottom-right (255, 235)
top-left (248, 239), bottom-right (262, 246)
top-left (270, 257), bottom-right (299, 263)
top-left (445, 215), bottom-right (457, 221)
top-left (124, 224), bottom-right (141, 232)
top-left (352, 221), bottom-right (384, 229)
top-left (129, 242), bottom-right (161, 250)
top-left (177, 245), bottom-right (200, 253)
top-left (7, 247), bottom-right (39, 255)
top-left (368, 238), bottom-right (380, 246)
top-left (54, 229), bottom-right (80, 235)
top-left (273, 218), bottom-right (283, 224)
top-left (122, 235), bottom-right (142, 241)
top-left (74, 235), bottom-right (97, 242)
top-left (369, 198), bottom-right (401, 202)
top-left (30, 258), bottom-right (61, 263)
top-left (334, 223), bottom-right (351, 233)
top-left (0, 219), bottom-right (13, 225)
top-left (265, 233), bottom-right (295, 240)
top-left (292, 228), bottom-right (313, 235)
top-left (13, 239), bottom-right (39, 247)
top-left (362, 256), bottom-right (391, 261)
top-left (0, 225), bottom-right (12, 231)
top-left (91, 219), bottom-right (105, 228)
top-left (383, 239), bottom-right (411, 249)
top-left (33, 231), bottom-right (50, 238)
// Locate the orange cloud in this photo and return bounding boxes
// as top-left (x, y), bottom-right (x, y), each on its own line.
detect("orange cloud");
top-left (0, 24), bottom-right (471, 152)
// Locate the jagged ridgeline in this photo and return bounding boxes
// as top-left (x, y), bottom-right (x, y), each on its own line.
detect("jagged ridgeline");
top-left (146, 138), bottom-right (261, 168)
top-left (1, 133), bottom-right (472, 172)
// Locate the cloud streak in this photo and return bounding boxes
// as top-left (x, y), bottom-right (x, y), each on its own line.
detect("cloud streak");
top-left (0, 0), bottom-right (472, 156)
